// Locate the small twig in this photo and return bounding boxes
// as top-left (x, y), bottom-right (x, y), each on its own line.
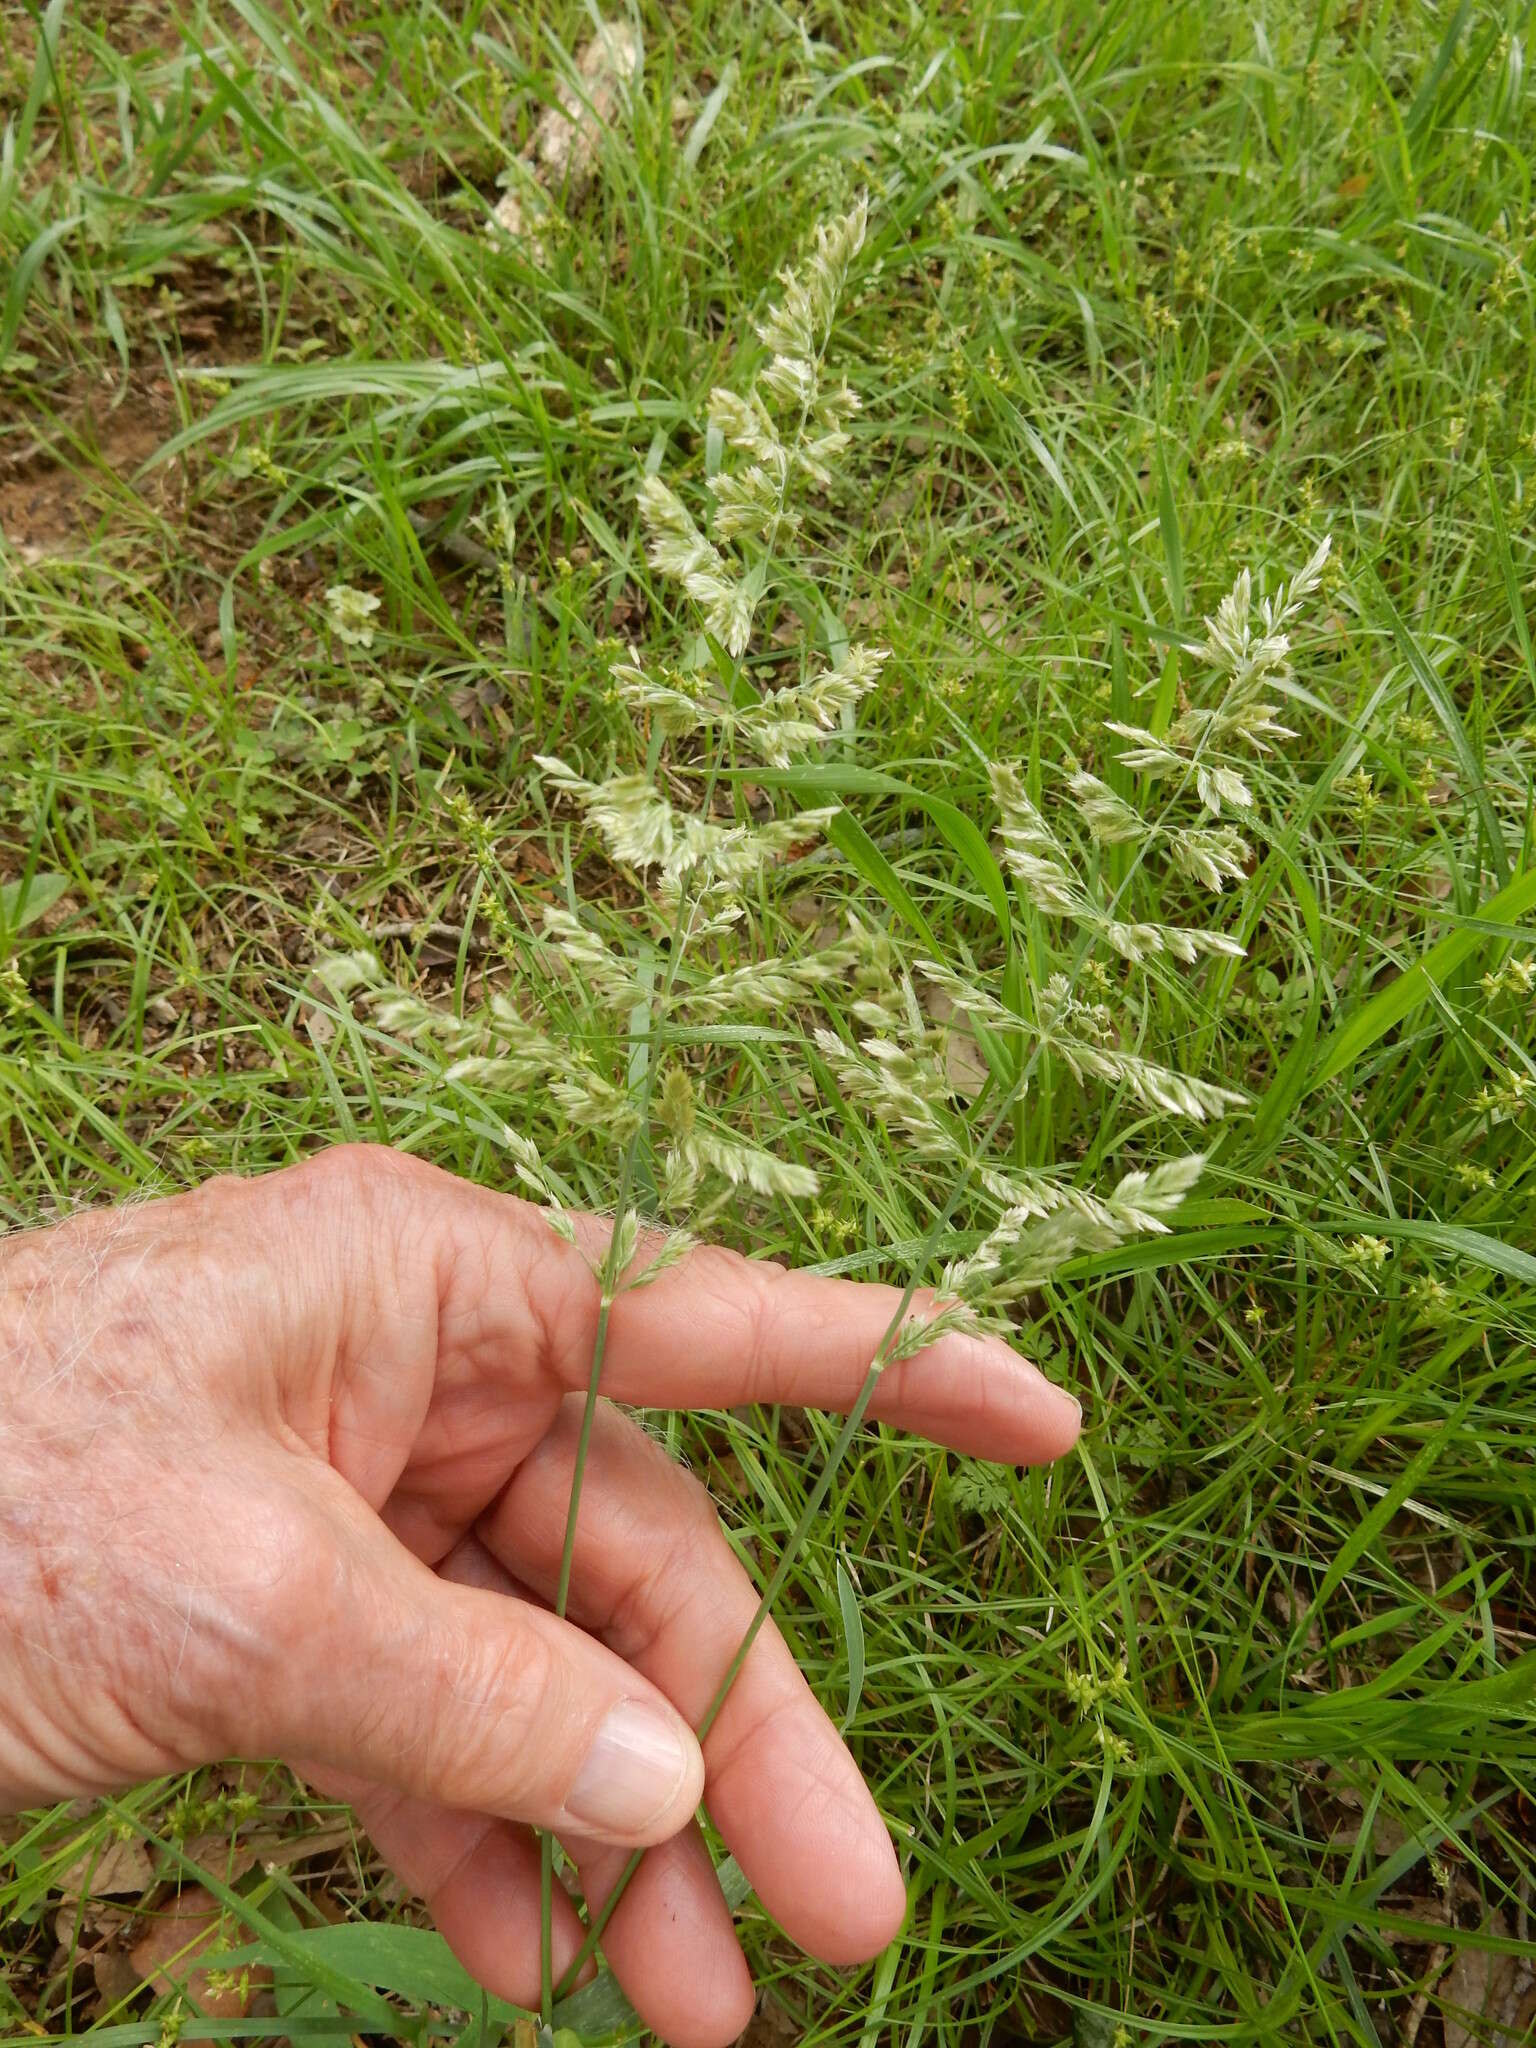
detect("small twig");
top-left (1402, 1943), bottom-right (1451, 2047)
top-left (368, 918), bottom-right (490, 953)
top-left (405, 510), bottom-right (499, 572)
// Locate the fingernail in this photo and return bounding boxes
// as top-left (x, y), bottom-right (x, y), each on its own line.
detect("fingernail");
top-left (1042, 1377), bottom-right (1083, 1428)
top-left (1023, 1354), bottom-right (1082, 1420)
top-left (565, 1699), bottom-right (696, 1836)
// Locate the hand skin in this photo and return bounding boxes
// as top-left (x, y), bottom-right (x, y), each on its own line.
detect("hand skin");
top-left (0, 1146), bottom-right (1080, 2047)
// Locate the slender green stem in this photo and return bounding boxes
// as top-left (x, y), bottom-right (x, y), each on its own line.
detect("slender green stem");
top-left (539, 1285), bottom-right (616, 2022)
top-left (551, 1357), bottom-right (888, 1995)
top-left (551, 1094), bottom-right (1018, 1999)
top-left (537, 754), bottom-right (732, 2011)
top-left (539, 1837), bottom-right (554, 2028)
top-left (695, 1364), bottom-right (883, 1743)
top-left (539, 1141), bottom-right (639, 2023)
top-left (556, 1294), bottom-right (616, 1614)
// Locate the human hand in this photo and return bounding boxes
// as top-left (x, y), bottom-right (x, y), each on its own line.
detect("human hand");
top-left (0, 1146), bottom-right (1080, 2046)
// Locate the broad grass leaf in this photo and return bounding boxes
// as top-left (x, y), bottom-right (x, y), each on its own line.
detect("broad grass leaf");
top-left (0, 870), bottom-right (68, 939)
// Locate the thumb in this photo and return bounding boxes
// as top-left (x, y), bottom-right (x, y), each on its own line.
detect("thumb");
top-left (222, 1469), bottom-right (704, 1848)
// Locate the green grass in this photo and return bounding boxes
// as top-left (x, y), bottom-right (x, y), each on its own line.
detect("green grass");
top-left (3, 1), bottom-right (1535, 2044)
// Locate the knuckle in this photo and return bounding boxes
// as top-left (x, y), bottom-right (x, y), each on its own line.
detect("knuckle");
top-left (185, 1167), bottom-right (257, 1215)
top-left (736, 1256), bottom-right (797, 1397)
top-left (467, 1610), bottom-right (556, 1729)
top-left (705, 1682), bottom-right (799, 1792)
top-left (438, 1612), bottom-right (560, 1803)
top-left (267, 1146), bottom-right (443, 1300)
top-left (297, 1143), bottom-right (428, 1205)
top-left (683, 1243), bottom-right (779, 1382)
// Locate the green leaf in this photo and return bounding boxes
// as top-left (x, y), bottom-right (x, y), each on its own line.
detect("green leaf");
top-left (1363, 561), bottom-right (1509, 884)
top-left (1052, 1222), bottom-right (1276, 1282)
top-left (1485, 462), bottom-right (1536, 699)
top-left (1231, 845), bottom-right (1323, 1169)
top-left (682, 58), bottom-right (736, 170)
top-left (1309, 864), bottom-right (1536, 1090)
top-left (825, 811), bottom-right (937, 951)
top-left (219, 1921), bottom-right (518, 2027)
top-left (10, 0), bottom-right (68, 173)
top-left (0, 870), bottom-right (69, 939)
top-left (1, 215), bottom-right (83, 365)
top-left (550, 1858), bottom-right (749, 2040)
top-left (262, 1889), bottom-right (346, 2048)
top-left (1382, 1218), bottom-right (1536, 1289)
top-left (106, 1810), bottom-right (399, 2029)
top-left (739, 764), bottom-right (1012, 945)
top-left (922, 793), bottom-right (1013, 940)
top-left (1287, 1398), bottom-right (1474, 1653)
top-left (1155, 435), bottom-right (1184, 622)
top-left (836, 1554), bottom-right (866, 1730)
top-left (1404, 0), bottom-right (1475, 141)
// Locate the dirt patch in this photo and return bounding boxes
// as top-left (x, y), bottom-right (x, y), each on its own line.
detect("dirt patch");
top-left (66, 0), bottom-right (198, 61)
top-left (735, 1993), bottom-right (807, 2045)
top-left (0, 374), bottom-right (182, 562)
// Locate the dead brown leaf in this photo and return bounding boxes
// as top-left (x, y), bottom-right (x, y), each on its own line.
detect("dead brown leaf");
top-left (160, 1832), bottom-right (262, 1889)
top-left (57, 1834), bottom-right (155, 1900)
top-left (1439, 1915), bottom-right (1536, 2048)
top-left (259, 1821), bottom-right (356, 1871)
top-left (54, 1896), bottom-right (134, 1952)
top-left (128, 1882), bottom-right (272, 2017)
top-left (92, 1941), bottom-right (144, 2012)
top-left (737, 1993), bottom-right (801, 2044)
top-left (921, 984), bottom-right (989, 1100)
top-left (491, 23), bottom-right (641, 247)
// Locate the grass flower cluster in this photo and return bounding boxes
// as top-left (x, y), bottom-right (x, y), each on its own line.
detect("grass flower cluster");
top-left (323, 196), bottom-right (1304, 1343)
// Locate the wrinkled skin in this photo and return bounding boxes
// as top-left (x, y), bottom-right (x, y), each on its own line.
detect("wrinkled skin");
top-left (0, 1146), bottom-right (1080, 2047)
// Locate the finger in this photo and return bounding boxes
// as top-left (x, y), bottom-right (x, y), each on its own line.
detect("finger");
top-left (304, 1765), bottom-right (591, 2010)
top-left (290, 1498), bottom-right (761, 2047)
top-left (436, 1536), bottom-right (750, 2045)
top-left (264, 1150), bottom-right (1077, 1489)
top-left (571, 1827), bottom-right (754, 2048)
top-left (318, 1539), bottom-right (745, 2044)
top-left (480, 1400), bottom-right (910, 1964)
top-left (297, 1539), bottom-right (592, 2010)
top-left (219, 1454), bottom-right (704, 1848)
top-left (544, 1221), bottom-right (1082, 1465)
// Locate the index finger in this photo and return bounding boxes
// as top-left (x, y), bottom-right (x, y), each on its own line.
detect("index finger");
top-left (533, 1213), bottom-right (1082, 1466)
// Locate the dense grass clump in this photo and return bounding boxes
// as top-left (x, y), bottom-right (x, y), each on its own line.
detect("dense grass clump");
top-left (2, 2), bottom-right (1534, 2044)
